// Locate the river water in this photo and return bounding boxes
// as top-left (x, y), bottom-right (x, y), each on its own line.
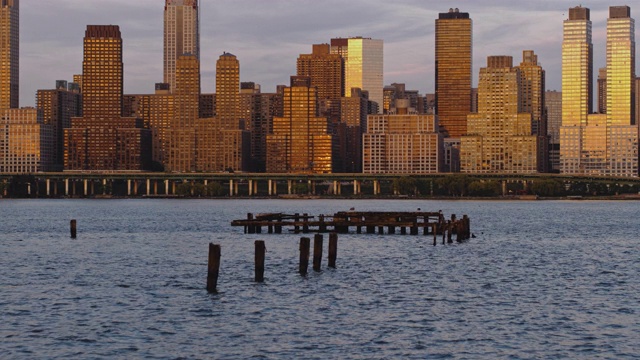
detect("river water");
top-left (1, 199), bottom-right (638, 359)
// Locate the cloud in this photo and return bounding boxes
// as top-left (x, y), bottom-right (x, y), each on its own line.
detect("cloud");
top-left (19, 0), bottom-right (630, 106)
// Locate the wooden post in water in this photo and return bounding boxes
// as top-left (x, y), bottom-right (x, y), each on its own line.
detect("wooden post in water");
top-left (299, 237), bottom-right (310, 276)
top-left (70, 219), bottom-right (77, 239)
top-left (313, 234), bottom-right (323, 272)
top-left (294, 213), bottom-right (300, 234)
top-left (255, 240), bottom-right (265, 282)
top-left (303, 213), bottom-right (309, 233)
top-left (447, 221), bottom-right (453, 244)
top-left (247, 213), bottom-right (255, 234)
top-left (207, 243), bottom-right (221, 293)
top-left (328, 233), bottom-right (338, 268)
top-left (433, 224), bottom-right (437, 246)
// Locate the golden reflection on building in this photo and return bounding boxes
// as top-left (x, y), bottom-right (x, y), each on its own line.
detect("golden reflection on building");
top-left (435, 8), bottom-right (472, 138)
top-left (461, 56), bottom-right (538, 174)
top-left (266, 77), bottom-right (332, 173)
top-left (0, 108), bottom-right (54, 173)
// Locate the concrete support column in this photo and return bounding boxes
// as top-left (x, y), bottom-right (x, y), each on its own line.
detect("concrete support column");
top-left (127, 180), bottom-right (132, 196)
top-left (253, 180), bottom-right (258, 196)
top-left (229, 180), bottom-right (234, 196)
top-left (90, 181), bottom-right (95, 196)
top-left (248, 180), bottom-right (254, 196)
top-left (103, 179), bottom-right (107, 195)
top-left (53, 180), bottom-right (58, 196)
top-left (65, 179), bottom-right (69, 196)
top-left (46, 179), bottom-right (50, 196)
top-left (154, 180), bottom-right (158, 195)
top-left (133, 181), bottom-right (139, 196)
top-left (288, 180), bottom-right (293, 195)
top-left (353, 180), bottom-right (361, 195)
top-left (146, 179), bottom-right (151, 196)
top-left (234, 182), bottom-right (239, 196)
top-left (84, 179), bottom-right (88, 196)
top-left (204, 179), bottom-right (208, 186)
top-left (502, 180), bottom-right (507, 196)
top-left (165, 180), bottom-right (169, 195)
top-left (373, 180), bottom-right (380, 195)
top-left (268, 180), bottom-right (273, 196)
top-left (308, 180), bottom-right (315, 195)
top-left (172, 181), bottom-right (176, 195)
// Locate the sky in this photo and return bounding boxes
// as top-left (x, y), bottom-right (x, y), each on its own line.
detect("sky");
top-left (18, 0), bottom-right (635, 107)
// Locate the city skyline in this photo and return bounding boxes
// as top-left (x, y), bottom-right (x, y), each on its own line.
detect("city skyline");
top-left (18, 0), bottom-right (634, 107)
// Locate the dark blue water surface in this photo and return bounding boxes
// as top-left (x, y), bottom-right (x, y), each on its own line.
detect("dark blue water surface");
top-left (1, 199), bottom-right (638, 359)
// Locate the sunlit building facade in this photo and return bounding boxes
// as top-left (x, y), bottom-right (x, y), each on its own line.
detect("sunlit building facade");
top-left (560, 6), bottom-right (593, 174)
top-left (330, 37), bottom-right (383, 113)
top-left (363, 100), bottom-right (443, 174)
top-left (560, 6), bottom-right (638, 177)
top-left (518, 50), bottom-right (548, 172)
top-left (0, 108), bottom-right (54, 173)
top-left (65, 25), bottom-right (150, 171)
top-left (461, 56), bottom-right (538, 174)
top-left (166, 55), bottom-right (199, 172)
top-left (266, 77), bottom-right (332, 173)
top-left (0, 0), bottom-right (19, 110)
top-left (435, 8), bottom-right (472, 138)
top-left (164, 0), bottom-right (199, 93)
top-left (211, 52), bottom-right (248, 172)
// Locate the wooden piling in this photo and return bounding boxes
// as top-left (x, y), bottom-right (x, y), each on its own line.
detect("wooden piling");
top-left (299, 237), bottom-right (310, 276)
top-left (433, 224), bottom-right (437, 246)
top-left (313, 234), bottom-right (323, 272)
top-left (70, 219), bottom-right (77, 239)
top-left (447, 221), bottom-right (453, 244)
top-left (207, 243), bottom-right (221, 293)
top-left (255, 240), bottom-right (265, 282)
top-left (328, 233), bottom-right (338, 268)
top-left (303, 213), bottom-right (310, 233)
top-left (294, 213), bottom-right (300, 233)
top-left (247, 213), bottom-right (255, 234)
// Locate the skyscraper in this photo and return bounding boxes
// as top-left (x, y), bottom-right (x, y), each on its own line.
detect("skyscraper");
top-left (167, 55), bottom-right (200, 172)
top-left (0, 0), bottom-right (19, 110)
top-left (330, 37), bottom-right (383, 113)
top-left (211, 52), bottom-right (248, 172)
top-left (605, 6), bottom-right (637, 176)
top-left (65, 25), bottom-right (150, 170)
top-left (561, 6), bottom-right (593, 126)
top-left (267, 77), bottom-right (332, 173)
top-left (518, 50), bottom-right (548, 172)
top-left (461, 56), bottom-right (538, 174)
top-left (606, 6), bottom-right (636, 126)
top-left (297, 44), bottom-right (343, 101)
top-left (560, 6), bottom-right (593, 174)
top-left (560, 6), bottom-right (638, 177)
top-left (435, 8), bottom-right (472, 138)
top-left (164, 0), bottom-right (199, 93)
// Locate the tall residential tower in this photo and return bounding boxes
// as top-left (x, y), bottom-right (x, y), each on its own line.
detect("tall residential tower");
top-left (0, 0), bottom-right (19, 109)
top-left (65, 25), bottom-right (150, 170)
top-left (164, 0), bottom-right (200, 93)
top-left (435, 8), bottom-right (472, 138)
top-left (330, 37), bottom-right (384, 113)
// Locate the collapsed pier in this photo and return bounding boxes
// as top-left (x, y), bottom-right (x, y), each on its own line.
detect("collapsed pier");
top-left (231, 211), bottom-right (471, 242)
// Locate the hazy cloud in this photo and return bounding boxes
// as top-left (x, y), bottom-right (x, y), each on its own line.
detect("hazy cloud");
top-left (19, 0), bottom-right (630, 106)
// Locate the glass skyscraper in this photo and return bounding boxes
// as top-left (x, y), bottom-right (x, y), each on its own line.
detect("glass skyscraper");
top-left (330, 37), bottom-right (383, 113)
